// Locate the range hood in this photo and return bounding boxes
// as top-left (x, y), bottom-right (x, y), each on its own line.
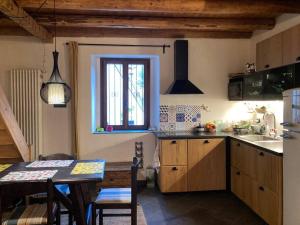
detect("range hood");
top-left (166, 40), bottom-right (204, 94)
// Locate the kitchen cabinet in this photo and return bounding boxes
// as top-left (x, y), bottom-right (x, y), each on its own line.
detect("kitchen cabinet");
top-left (160, 139), bottom-right (187, 166)
top-left (243, 73), bottom-right (264, 100)
top-left (256, 33), bottom-right (283, 71)
top-left (283, 24), bottom-right (300, 65)
top-left (256, 149), bottom-right (282, 194)
top-left (230, 139), bottom-right (282, 225)
top-left (231, 167), bottom-right (258, 210)
top-left (188, 139), bottom-right (226, 191)
top-left (158, 138), bottom-right (226, 193)
top-left (231, 140), bottom-right (257, 179)
top-left (158, 166), bottom-right (187, 193)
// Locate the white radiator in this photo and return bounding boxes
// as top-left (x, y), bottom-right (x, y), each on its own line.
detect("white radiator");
top-left (10, 69), bottom-right (43, 160)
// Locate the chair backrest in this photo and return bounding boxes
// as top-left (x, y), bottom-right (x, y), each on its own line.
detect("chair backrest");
top-left (39, 153), bottom-right (75, 160)
top-left (131, 157), bottom-right (140, 207)
top-left (0, 179), bottom-right (55, 225)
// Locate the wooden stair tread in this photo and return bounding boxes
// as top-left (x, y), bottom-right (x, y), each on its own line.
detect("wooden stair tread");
top-left (0, 85), bottom-right (29, 162)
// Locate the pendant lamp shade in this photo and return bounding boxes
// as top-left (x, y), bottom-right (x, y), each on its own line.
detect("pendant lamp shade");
top-left (40, 51), bottom-right (71, 105)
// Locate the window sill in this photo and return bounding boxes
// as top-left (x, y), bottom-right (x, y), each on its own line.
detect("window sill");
top-left (92, 130), bottom-right (155, 135)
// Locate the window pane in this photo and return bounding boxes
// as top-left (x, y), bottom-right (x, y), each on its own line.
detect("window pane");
top-left (106, 63), bottom-right (123, 125)
top-left (128, 64), bottom-right (145, 126)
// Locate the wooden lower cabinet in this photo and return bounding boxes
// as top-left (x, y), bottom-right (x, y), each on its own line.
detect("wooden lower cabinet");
top-left (231, 140), bottom-right (282, 225)
top-left (231, 166), bottom-right (257, 209)
top-left (160, 139), bottom-right (187, 166)
top-left (158, 166), bottom-right (187, 193)
top-left (256, 184), bottom-right (280, 225)
top-left (188, 139), bottom-right (226, 191)
top-left (158, 138), bottom-right (226, 193)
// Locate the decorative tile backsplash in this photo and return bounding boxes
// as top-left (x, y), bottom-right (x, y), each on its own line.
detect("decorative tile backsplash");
top-left (160, 105), bottom-right (202, 131)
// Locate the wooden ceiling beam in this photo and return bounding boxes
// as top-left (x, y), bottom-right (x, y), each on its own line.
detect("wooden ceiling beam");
top-left (15, 0), bottom-right (300, 18)
top-left (0, 0), bottom-right (52, 42)
top-left (45, 27), bottom-right (254, 39)
top-left (34, 15), bottom-right (275, 32)
top-left (0, 20), bottom-right (253, 39)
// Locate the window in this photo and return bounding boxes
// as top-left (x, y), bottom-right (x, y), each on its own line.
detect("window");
top-left (100, 58), bottom-right (150, 130)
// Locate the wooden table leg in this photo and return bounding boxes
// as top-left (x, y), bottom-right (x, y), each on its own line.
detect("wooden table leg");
top-left (69, 184), bottom-right (87, 225)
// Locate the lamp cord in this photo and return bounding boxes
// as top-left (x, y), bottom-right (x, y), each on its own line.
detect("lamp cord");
top-left (54, 0), bottom-right (57, 51)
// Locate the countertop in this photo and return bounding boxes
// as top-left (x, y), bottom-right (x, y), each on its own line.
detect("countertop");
top-left (154, 131), bottom-right (283, 156)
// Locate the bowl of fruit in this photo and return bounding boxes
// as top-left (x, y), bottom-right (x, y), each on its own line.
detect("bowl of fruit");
top-left (205, 122), bottom-right (216, 133)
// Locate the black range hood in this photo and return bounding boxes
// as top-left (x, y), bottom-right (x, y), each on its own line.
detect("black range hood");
top-left (166, 40), bottom-right (204, 94)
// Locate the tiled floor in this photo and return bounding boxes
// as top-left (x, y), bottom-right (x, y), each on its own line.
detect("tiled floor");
top-left (139, 188), bottom-right (267, 225)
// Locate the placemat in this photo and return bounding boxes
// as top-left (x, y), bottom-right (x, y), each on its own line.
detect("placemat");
top-left (0, 164), bottom-right (12, 172)
top-left (0, 170), bottom-right (58, 181)
top-left (26, 160), bottom-right (74, 168)
top-left (71, 162), bottom-right (104, 175)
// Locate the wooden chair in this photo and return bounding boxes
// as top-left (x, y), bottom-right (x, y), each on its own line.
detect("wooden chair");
top-left (0, 179), bottom-right (60, 225)
top-left (92, 157), bottom-right (139, 225)
top-left (31, 154), bottom-right (75, 225)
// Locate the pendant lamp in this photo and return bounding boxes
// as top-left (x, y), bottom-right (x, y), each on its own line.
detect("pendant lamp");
top-left (40, 0), bottom-right (71, 105)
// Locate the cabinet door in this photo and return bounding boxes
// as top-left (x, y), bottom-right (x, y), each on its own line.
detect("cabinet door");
top-left (243, 73), bottom-right (265, 100)
top-left (256, 150), bottom-right (282, 194)
top-left (256, 33), bottom-right (283, 71)
top-left (256, 184), bottom-right (281, 225)
top-left (160, 140), bottom-right (187, 166)
top-left (231, 167), bottom-right (258, 210)
top-left (283, 24), bottom-right (300, 65)
top-left (159, 166), bottom-right (187, 193)
top-left (231, 140), bottom-right (257, 179)
top-left (263, 65), bottom-right (295, 100)
top-left (188, 139), bottom-right (226, 191)
top-left (231, 166), bottom-right (243, 199)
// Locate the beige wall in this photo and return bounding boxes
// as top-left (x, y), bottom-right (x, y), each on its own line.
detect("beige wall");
top-left (0, 35), bottom-right (252, 169)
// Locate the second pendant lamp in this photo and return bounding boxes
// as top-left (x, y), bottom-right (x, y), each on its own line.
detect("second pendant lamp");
top-left (40, 0), bottom-right (71, 106)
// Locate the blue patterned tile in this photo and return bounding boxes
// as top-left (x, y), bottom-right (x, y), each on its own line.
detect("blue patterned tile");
top-left (160, 113), bottom-right (168, 122)
top-left (176, 113), bottom-right (185, 122)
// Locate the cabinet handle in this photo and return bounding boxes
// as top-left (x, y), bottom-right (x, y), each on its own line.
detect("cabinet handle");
top-left (237, 143), bottom-right (241, 147)
top-left (259, 152), bottom-right (264, 156)
top-left (259, 186), bottom-right (265, 191)
top-left (296, 56), bottom-right (300, 61)
top-left (265, 64), bottom-right (270, 69)
top-left (172, 167), bottom-right (178, 171)
top-left (171, 140), bottom-right (177, 144)
top-left (204, 140), bottom-right (210, 144)
top-left (236, 171), bottom-right (240, 175)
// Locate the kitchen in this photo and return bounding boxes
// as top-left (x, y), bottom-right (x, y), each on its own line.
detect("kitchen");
top-left (0, 1), bottom-right (300, 225)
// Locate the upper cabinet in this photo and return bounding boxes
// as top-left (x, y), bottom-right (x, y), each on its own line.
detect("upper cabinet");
top-left (256, 33), bottom-right (283, 71)
top-left (283, 24), bottom-right (300, 65)
top-left (256, 24), bottom-right (300, 71)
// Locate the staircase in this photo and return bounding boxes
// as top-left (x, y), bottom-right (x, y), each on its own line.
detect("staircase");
top-left (0, 85), bottom-right (30, 162)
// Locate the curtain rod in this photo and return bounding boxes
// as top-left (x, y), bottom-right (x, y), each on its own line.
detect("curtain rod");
top-left (65, 42), bottom-right (171, 54)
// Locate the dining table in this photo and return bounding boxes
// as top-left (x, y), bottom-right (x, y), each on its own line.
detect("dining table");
top-left (0, 159), bottom-right (106, 225)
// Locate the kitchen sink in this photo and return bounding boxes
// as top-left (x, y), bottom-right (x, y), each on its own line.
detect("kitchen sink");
top-left (238, 135), bottom-right (280, 142)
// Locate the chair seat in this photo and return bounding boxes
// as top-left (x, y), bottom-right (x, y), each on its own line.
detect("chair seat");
top-left (2, 203), bottom-right (57, 225)
top-left (95, 188), bottom-right (131, 204)
top-left (55, 184), bottom-right (70, 196)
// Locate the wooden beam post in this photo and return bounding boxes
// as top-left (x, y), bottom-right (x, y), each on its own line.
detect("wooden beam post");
top-left (0, 0), bottom-right (52, 42)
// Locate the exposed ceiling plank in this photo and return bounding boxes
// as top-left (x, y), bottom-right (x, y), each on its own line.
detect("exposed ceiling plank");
top-left (15, 0), bottom-right (300, 18)
top-left (0, 21), bottom-right (253, 39)
top-left (34, 15), bottom-right (275, 32)
top-left (48, 27), bottom-right (253, 39)
top-left (0, 0), bottom-right (52, 42)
